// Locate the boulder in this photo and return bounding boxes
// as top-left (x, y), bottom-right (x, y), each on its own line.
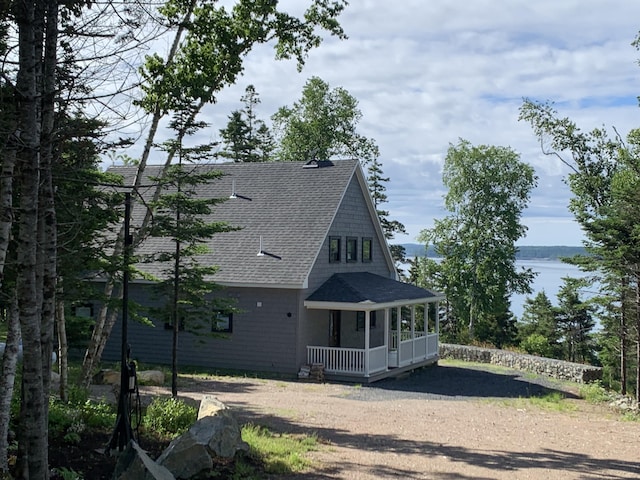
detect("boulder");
top-left (93, 369), bottom-right (120, 385)
top-left (157, 397), bottom-right (248, 479)
top-left (197, 395), bottom-right (228, 420)
top-left (137, 370), bottom-right (165, 385)
top-left (112, 440), bottom-right (175, 480)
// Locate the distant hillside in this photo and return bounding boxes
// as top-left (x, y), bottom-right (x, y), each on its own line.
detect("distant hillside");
top-left (397, 244), bottom-right (586, 261)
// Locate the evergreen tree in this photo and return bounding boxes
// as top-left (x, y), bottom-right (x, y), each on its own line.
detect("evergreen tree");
top-left (556, 277), bottom-right (597, 364)
top-left (149, 113), bottom-right (237, 398)
top-left (517, 291), bottom-right (560, 357)
top-left (218, 85), bottom-right (274, 162)
top-left (367, 157), bottom-right (407, 265)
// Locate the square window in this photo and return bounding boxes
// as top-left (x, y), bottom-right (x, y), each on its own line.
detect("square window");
top-left (329, 236), bottom-right (341, 263)
top-left (212, 311), bottom-right (233, 333)
top-left (346, 237), bottom-right (357, 262)
top-left (362, 238), bottom-right (372, 262)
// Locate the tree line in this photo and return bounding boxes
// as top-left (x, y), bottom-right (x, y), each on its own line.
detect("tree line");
top-left (400, 244), bottom-right (587, 261)
top-left (406, 94), bottom-right (640, 404)
top-left (0, 1), bottom-right (352, 477)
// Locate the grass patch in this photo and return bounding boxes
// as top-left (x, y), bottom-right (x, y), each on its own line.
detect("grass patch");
top-left (495, 392), bottom-right (577, 413)
top-left (242, 424), bottom-right (319, 475)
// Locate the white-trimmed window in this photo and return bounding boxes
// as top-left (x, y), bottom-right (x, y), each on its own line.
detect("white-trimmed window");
top-left (329, 236), bottom-right (341, 263)
top-left (346, 237), bottom-right (358, 262)
top-left (212, 311), bottom-right (233, 333)
top-left (362, 237), bottom-right (372, 262)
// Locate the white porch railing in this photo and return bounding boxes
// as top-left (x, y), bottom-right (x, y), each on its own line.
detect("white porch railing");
top-left (390, 330), bottom-right (425, 349)
top-left (392, 332), bottom-right (439, 367)
top-left (307, 335), bottom-right (438, 377)
top-left (306, 345), bottom-right (388, 376)
top-left (307, 346), bottom-right (365, 374)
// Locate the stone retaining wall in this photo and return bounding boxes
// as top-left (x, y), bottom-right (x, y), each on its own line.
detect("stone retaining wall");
top-left (439, 343), bottom-right (602, 383)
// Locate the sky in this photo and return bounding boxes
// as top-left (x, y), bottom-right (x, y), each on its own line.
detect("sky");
top-left (128, 1), bottom-right (640, 246)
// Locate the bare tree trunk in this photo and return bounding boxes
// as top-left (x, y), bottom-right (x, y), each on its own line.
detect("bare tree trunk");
top-left (0, 292), bottom-right (20, 474)
top-left (39, 0), bottom-right (59, 404)
top-left (0, 150), bottom-right (16, 288)
top-left (636, 274), bottom-right (640, 403)
top-left (80, 265), bottom-right (118, 387)
top-left (56, 294), bottom-right (69, 402)
top-left (14, 0), bottom-right (50, 474)
top-left (620, 276), bottom-right (628, 395)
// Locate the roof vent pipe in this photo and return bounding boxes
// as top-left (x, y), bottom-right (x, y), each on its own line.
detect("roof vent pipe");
top-left (229, 179), bottom-right (237, 199)
top-left (257, 235), bottom-right (265, 256)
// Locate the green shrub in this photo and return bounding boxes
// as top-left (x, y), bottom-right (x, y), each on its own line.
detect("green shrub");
top-left (53, 467), bottom-right (84, 480)
top-left (143, 397), bottom-right (197, 438)
top-left (520, 333), bottom-right (554, 357)
top-left (48, 395), bottom-right (116, 440)
top-left (80, 399), bottom-right (116, 429)
top-left (48, 399), bottom-right (79, 437)
top-left (67, 385), bottom-right (90, 406)
top-left (579, 381), bottom-right (611, 404)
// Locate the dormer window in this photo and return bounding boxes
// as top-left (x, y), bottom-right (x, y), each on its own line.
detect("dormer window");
top-left (329, 236), bottom-right (341, 263)
top-left (346, 237), bottom-right (357, 262)
top-left (362, 238), bottom-right (372, 262)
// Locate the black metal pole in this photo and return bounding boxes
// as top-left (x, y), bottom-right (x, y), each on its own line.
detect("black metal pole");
top-left (107, 191), bottom-right (133, 453)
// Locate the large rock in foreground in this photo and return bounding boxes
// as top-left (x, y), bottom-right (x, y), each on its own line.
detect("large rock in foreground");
top-left (156, 396), bottom-right (248, 479)
top-left (112, 440), bottom-right (175, 480)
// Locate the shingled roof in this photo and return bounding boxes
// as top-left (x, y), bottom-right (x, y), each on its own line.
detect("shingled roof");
top-left (109, 159), bottom-right (389, 288)
top-left (305, 272), bottom-right (443, 309)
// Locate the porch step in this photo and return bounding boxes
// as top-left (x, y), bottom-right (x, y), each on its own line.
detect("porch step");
top-left (298, 363), bottom-right (325, 382)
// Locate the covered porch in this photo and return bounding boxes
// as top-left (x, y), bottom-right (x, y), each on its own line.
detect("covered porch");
top-left (304, 272), bottom-right (445, 382)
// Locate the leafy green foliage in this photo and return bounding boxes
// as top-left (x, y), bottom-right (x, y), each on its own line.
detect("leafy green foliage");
top-left (416, 139), bottom-right (537, 346)
top-left (143, 397), bottom-right (197, 438)
top-left (579, 381), bottom-right (611, 404)
top-left (52, 467), bottom-right (84, 480)
top-left (520, 333), bottom-right (555, 357)
top-left (48, 396), bottom-right (116, 441)
top-left (272, 76), bottom-right (379, 164)
top-left (138, 1), bottom-right (347, 114)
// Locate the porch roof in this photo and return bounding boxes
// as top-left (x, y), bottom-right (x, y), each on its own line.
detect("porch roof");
top-left (304, 272), bottom-right (444, 311)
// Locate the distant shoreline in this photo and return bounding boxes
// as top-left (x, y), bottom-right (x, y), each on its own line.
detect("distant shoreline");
top-left (396, 244), bottom-right (586, 261)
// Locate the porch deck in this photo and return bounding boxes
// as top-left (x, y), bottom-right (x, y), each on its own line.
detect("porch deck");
top-left (307, 333), bottom-right (439, 382)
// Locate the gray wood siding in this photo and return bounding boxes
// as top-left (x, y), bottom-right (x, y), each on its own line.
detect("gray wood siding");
top-left (307, 175), bottom-right (393, 292)
top-left (103, 283), bottom-right (302, 374)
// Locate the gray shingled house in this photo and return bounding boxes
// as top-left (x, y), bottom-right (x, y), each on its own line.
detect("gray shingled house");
top-left (101, 159), bottom-right (444, 382)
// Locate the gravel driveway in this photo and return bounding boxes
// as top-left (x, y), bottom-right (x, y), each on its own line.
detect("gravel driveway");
top-left (139, 361), bottom-right (640, 479)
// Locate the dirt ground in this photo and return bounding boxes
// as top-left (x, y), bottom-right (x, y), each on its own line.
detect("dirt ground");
top-left (135, 362), bottom-right (640, 480)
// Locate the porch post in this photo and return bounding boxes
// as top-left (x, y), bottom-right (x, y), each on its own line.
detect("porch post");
top-left (364, 310), bottom-right (371, 376)
top-left (411, 305), bottom-right (416, 360)
top-left (424, 302), bottom-right (429, 336)
top-left (384, 308), bottom-right (389, 349)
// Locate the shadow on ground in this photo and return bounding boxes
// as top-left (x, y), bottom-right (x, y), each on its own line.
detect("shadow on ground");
top-left (230, 402), bottom-right (639, 480)
top-left (344, 363), bottom-right (580, 401)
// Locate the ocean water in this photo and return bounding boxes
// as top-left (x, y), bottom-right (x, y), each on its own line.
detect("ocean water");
top-left (403, 259), bottom-right (588, 320)
top-left (511, 260), bottom-right (587, 319)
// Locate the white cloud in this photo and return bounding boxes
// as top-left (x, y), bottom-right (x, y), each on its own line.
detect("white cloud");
top-left (124, 1), bottom-right (640, 246)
